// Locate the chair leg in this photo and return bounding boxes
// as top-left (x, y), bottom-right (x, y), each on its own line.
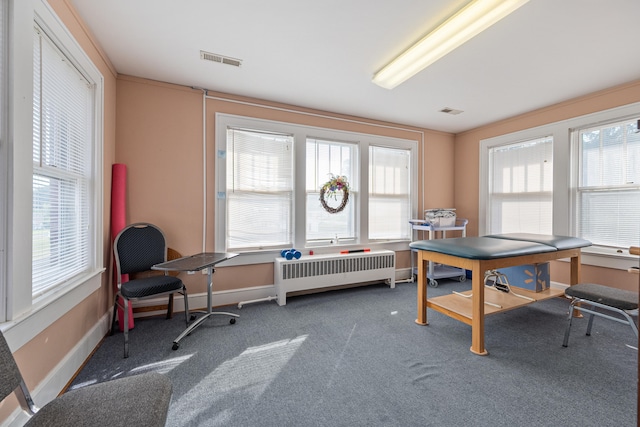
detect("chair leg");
top-left (110, 297), bottom-right (119, 336)
top-left (166, 294), bottom-right (174, 319)
top-left (586, 312), bottom-right (596, 336)
top-left (562, 300), bottom-right (577, 347)
top-left (563, 297), bottom-right (639, 348)
top-left (182, 286), bottom-right (190, 326)
top-left (123, 298), bottom-right (130, 358)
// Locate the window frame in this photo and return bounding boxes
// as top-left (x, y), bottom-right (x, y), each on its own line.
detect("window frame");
top-left (480, 101), bottom-right (640, 271)
top-left (368, 144), bottom-right (413, 241)
top-left (225, 126), bottom-right (295, 252)
top-left (485, 136), bottom-right (554, 235)
top-left (1, 0), bottom-right (104, 349)
top-left (215, 113), bottom-right (418, 265)
top-left (32, 21), bottom-right (96, 299)
top-left (573, 118), bottom-right (640, 249)
top-left (306, 136), bottom-right (359, 245)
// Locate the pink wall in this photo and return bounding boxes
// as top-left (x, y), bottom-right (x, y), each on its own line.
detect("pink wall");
top-left (454, 79), bottom-right (640, 291)
top-left (116, 75), bottom-right (640, 294)
top-left (115, 75), bottom-right (456, 294)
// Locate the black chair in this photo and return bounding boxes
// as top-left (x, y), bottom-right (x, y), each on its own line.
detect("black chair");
top-left (563, 283), bottom-right (638, 347)
top-left (0, 329), bottom-right (172, 426)
top-left (112, 222), bottom-right (189, 358)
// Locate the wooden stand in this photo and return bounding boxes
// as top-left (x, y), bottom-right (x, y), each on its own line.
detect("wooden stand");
top-left (415, 247), bottom-right (582, 355)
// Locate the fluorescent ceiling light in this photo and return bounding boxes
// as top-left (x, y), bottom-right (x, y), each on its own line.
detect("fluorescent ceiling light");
top-left (372, 0), bottom-right (530, 89)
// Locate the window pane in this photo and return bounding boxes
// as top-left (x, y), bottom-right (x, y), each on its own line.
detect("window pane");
top-left (226, 128), bottom-right (293, 250)
top-left (577, 119), bottom-right (640, 248)
top-left (369, 146), bottom-right (410, 240)
top-left (306, 138), bottom-right (357, 242)
top-left (227, 192), bottom-right (292, 248)
top-left (489, 136), bottom-right (553, 234)
top-left (601, 125), bottom-right (624, 186)
top-left (306, 193), bottom-right (355, 242)
top-left (32, 26), bottom-right (93, 297)
top-left (578, 189), bottom-right (640, 248)
top-left (626, 122), bottom-right (640, 185)
top-left (32, 174), bottom-right (89, 291)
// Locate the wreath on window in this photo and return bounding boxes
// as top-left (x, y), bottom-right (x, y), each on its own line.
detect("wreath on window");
top-left (319, 174), bottom-right (350, 214)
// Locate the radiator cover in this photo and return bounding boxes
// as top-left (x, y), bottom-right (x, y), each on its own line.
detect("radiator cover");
top-left (274, 250), bottom-right (396, 305)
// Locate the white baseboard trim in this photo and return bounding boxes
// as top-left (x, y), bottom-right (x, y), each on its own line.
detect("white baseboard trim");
top-left (130, 273), bottom-right (417, 318)
top-left (124, 268), bottom-right (416, 318)
top-left (120, 276), bottom-right (570, 320)
top-left (551, 280), bottom-right (569, 290)
top-left (131, 284), bottom-right (278, 318)
top-left (6, 312), bottom-right (111, 427)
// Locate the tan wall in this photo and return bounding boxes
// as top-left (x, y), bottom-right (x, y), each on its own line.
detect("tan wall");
top-left (115, 75), bottom-right (456, 295)
top-left (454, 79), bottom-right (640, 291)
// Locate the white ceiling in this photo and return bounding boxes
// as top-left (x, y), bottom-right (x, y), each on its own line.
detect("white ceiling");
top-left (69, 0), bottom-right (640, 134)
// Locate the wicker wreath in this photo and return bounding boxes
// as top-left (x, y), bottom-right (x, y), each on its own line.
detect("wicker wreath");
top-left (319, 175), bottom-right (349, 214)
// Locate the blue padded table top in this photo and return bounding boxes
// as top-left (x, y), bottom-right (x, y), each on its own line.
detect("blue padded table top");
top-left (485, 233), bottom-right (591, 251)
top-left (409, 236), bottom-right (557, 260)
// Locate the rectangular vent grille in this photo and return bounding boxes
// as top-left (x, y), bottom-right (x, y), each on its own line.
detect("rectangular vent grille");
top-left (280, 254), bottom-right (395, 280)
top-left (274, 250), bottom-right (396, 305)
top-left (200, 50), bottom-right (242, 67)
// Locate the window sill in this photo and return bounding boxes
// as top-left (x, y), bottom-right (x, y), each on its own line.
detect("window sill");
top-left (555, 247), bottom-right (639, 271)
top-left (221, 241), bottom-right (410, 267)
top-left (1, 269), bottom-right (104, 351)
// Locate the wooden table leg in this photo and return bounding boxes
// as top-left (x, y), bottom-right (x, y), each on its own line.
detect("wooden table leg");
top-left (570, 253), bottom-right (583, 317)
top-left (470, 262), bottom-right (488, 355)
top-left (570, 253), bottom-right (581, 285)
top-left (415, 251), bottom-right (428, 325)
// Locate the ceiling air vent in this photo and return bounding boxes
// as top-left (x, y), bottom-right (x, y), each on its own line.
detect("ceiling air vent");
top-left (439, 107), bottom-right (463, 115)
top-left (200, 50), bottom-right (242, 67)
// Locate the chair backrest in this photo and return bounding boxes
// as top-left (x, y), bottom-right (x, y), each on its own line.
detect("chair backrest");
top-left (0, 330), bottom-right (38, 415)
top-left (115, 223), bottom-right (167, 276)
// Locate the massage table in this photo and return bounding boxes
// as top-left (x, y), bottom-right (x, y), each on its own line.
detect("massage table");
top-left (409, 233), bottom-right (591, 355)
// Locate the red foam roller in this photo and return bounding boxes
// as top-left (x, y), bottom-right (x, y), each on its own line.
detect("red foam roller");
top-left (111, 163), bottom-right (134, 330)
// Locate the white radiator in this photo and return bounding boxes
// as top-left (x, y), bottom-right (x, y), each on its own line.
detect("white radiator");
top-left (274, 250), bottom-right (396, 306)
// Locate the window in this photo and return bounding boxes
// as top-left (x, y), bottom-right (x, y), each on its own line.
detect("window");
top-left (2, 1), bottom-right (103, 343)
top-left (487, 137), bottom-right (553, 234)
top-left (306, 138), bottom-right (357, 243)
top-left (215, 114), bottom-right (418, 256)
top-left (480, 102), bottom-right (640, 270)
top-left (31, 24), bottom-right (94, 298)
top-left (575, 119), bottom-right (640, 249)
top-left (369, 145), bottom-right (411, 240)
top-left (225, 128), bottom-right (294, 251)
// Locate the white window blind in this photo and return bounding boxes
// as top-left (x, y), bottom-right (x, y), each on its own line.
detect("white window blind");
top-left (369, 145), bottom-right (411, 240)
top-left (488, 136), bottom-right (553, 234)
top-left (576, 119), bottom-right (640, 248)
top-left (226, 127), bottom-right (294, 251)
top-left (305, 138), bottom-right (357, 242)
top-left (32, 25), bottom-right (93, 297)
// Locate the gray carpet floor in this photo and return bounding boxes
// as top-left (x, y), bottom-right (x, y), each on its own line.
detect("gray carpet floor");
top-left (71, 279), bottom-right (637, 426)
